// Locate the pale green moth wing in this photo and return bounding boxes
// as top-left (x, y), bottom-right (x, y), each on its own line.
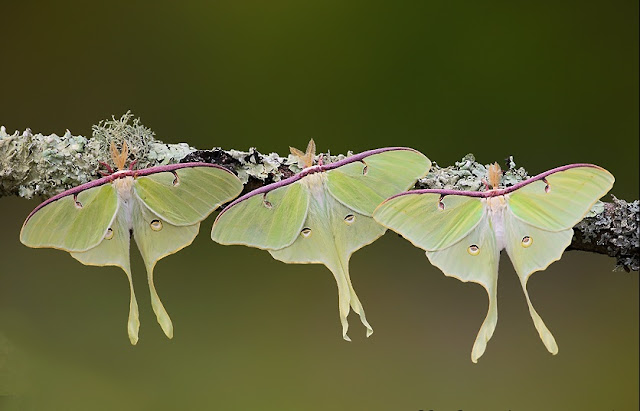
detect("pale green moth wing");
top-left (134, 166), bottom-right (243, 226)
top-left (20, 162), bottom-right (243, 344)
top-left (425, 213), bottom-right (500, 363)
top-left (374, 191), bottom-right (498, 361)
top-left (326, 149), bottom-right (431, 215)
top-left (503, 210), bottom-right (573, 355)
top-left (131, 198), bottom-right (199, 339)
top-left (71, 209), bottom-right (140, 344)
top-left (131, 164), bottom-right (243, 338)
top-left (20, 184), bottom-right (118, 252)
top-left (374, 163), bottom-right (614, 362)
top-left (375, 191), bottom-right (501, 362)
top-left (269, 175), bottom-right (386, 340)
top-left (507, 165), bottom-right (614, 231)
top-left (373, 193), bottom-right (484, 251)
top-left (212, 146), bottom-right (430, 340)
top-left (211, 182), bottom-right (310, 249)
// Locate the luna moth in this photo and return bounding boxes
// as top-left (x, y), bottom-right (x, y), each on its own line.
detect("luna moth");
top-left (20, 141), bottom-right (243, 344)
top-left (212, 140), bottom-right (431, 340)
top-left (373, 162), bottom-right (614, 362)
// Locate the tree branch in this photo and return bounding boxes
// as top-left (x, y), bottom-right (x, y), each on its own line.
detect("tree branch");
top-left (1, 113), bottom-right (638, 271)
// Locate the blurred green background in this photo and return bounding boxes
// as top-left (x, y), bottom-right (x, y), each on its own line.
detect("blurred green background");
top-left (1, 1), bottom-right (638, 410)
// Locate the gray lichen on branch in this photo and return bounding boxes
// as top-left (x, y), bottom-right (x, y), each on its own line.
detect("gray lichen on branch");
top-left (1, 113), bottom-right (638, 271)
top-left (571, 197), bottom-right (639, 272)
top-left (0, 112), bottom-right (193, 199)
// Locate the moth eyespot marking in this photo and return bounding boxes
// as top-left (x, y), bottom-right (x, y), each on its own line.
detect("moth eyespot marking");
top-left (301, 228), bottom-right (312, 238)
top-left (104, 228), bottom-right (114, 240)
top-left (521, 236), bottom-right (533, 247)
top-left (467, 245), bottom-right (480, 256)
top-left (543, 178), bottom-right (550, 193)
top-left (150, 220), bottom-right (163, 231)
top-left (172, 171), bottom-right (179, 186)
top-left (73, 194), bottom-right (83, 209)
top-left (362, 162), bottom-right (368, 175)
top-left (344, 214), bottom-right (355, 224)
top-left (438, 195), bottom-right (445, 210)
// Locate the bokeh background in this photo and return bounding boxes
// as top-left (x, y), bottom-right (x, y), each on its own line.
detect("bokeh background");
top-left (1, 1), bottom-right (638, 410)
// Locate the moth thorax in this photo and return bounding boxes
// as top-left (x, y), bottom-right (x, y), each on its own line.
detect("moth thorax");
top-left (114, 177), bottom-right (134, 200)
top-left (301, 172), bottom-right (326, 196)
top-left (486, 196), bottom-right (507, 251)
top-left (486, 195), bottom-right (506, 211)
top-left (487, 162), bottom-right (502, 189)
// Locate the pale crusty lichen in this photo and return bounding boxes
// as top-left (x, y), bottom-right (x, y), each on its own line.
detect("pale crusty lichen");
top-left (0, 127), bottom-right (97, 199)
top-left (572, 197), bottom-right (639, 271)
top-left (92, 112), bottom-right (194, 168)
top-left (227, 148), bottom-right (287, 184)
top-left (0, 113), bottom-right (193, 199)
top-left (416, 153), bottom-right (530, 191)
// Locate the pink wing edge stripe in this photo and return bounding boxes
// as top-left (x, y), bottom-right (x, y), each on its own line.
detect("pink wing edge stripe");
top-left (214, 147), bottom-right (422, 221)
top-left (382, 163), bottom-right (610, 202)
top-left (23, 162), bottom-right (235, 224)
